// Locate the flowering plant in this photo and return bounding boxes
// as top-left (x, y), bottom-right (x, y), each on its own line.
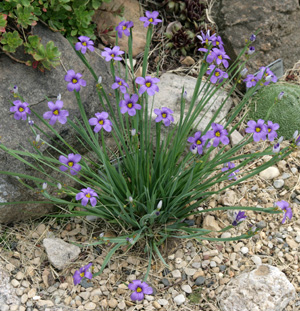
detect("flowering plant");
top-left (1, 11), bottom-right (294, 292)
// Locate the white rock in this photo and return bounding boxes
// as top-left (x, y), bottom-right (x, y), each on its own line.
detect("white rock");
top-left (203, 215), bottom-right (221, 231)
top-left (171, 270), bottom-right (181, 278)
top-left (240, 247), bottom-right (249, 255)
top-left (153, 73), bottom-right (233, 131)
top-left (181, 285), bottom-right (192, 294)
top-left (219, 265), bottom-right (296, 311)
top-left (84, 302), bottom-right (96, 310)
top-left (221, 190), bottom-right (237, 206)
top-left (230, 130), bottom-right (244, 146)
top-left (221, 232), bottom-right (231, 239)
top-left (291, 167), bottom-right (298, 174)
top-left (210, 261), bottom-right (217, 268)
top-left (184, 267), bottom-right (196, 276)
top-left (273, 179), bottom-right (284, 189)
top-left (174, 294), bottom-right (186, 305)
top-left (157, 299), bottom-right (168, 306)
top-left (118, 301), bottom-right (126, 310)
top-left (259, 167), bottom-right (280, 180)
top-left (251, 255), bottom-right (262, 266)
top-left (43, 238), bottom-right (81, 270)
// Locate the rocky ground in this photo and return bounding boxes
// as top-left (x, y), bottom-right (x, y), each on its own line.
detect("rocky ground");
top-left (0, 139), bottom-right (300, 311)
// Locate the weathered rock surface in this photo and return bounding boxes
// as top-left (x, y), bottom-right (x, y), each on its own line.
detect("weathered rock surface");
top-left (212, 0), bottom-right (300, 72)
top-left (219, 265), bottom-right (296, 311)
top-left (153, 73), bottom-right (233, 131)
top-left (0, 23), bottom-right (120, 223)
top-left (43, 238), bottom-right (81, 270)
top-left (0, 265), bottom-right (20, 306)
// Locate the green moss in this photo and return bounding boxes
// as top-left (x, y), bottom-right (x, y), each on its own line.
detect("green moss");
top-left (189, 288), bottom-right (202, 304)
top-left (248, 83), bottom-right (300, 139)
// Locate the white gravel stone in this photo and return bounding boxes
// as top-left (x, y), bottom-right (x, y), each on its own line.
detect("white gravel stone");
top-left (295, 235), bottom-right (300, 243)
top-left (259, 167), bottom-right (280, 180)
top-left (157, 299), bottom-right (168, 306)
top-left (10, 279), bottom-right (20, 288)
top-left (118, 301), bottom-right (126, 310)
top-left (291, 167), bottom-right (298, 174)
top-left (84, 302), bottom-right (96, 310)
top-left (181, 285), bottom-right (192, 294)
top-left (210, 261), bottom-right (217, 268)
top-left (184, 267), bottom-right (196, 276)
top-left (241, 247), bottom-right (249, 255)
top-left (171, 270), bottom-right (181, 278)
top-left (273, 179), bottom-right (284, 189)
top-left (251, 255), bottom-right (262, 266)
top-left (192, 262), bottom-right (201, 269)
top-left (221, 232), bottom-right (231, 239)
top-left (174, 294), bottom-right (185, 305)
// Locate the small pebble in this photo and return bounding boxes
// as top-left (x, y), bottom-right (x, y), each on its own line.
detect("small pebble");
top-left (195, 276), bottom-right (206, 285)
top-left (251, 255), bottom-right (262, 266)
top-left (160, 278), bottom-right (170, 286)
top-left (171, 270), bottom-right (181, 278)
top-left (157, 299), bottom-right (168, 306)
top-left (210, 261), bottom-right (217, 268)
top-left (174, 294), bottom-right (185, 305)
top-left (181, 284), bottom-right (192, 294)
top-left (273, 179), bottom-right (284, 189)
top-left (219, 265), bottom-right (226, 272)
top-left (241, 247), bottom-right (249, 255)
top-left (84, 302), bottom-right (96, 310)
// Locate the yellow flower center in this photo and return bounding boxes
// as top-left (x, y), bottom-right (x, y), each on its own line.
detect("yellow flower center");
top-left (82, 42), bottom-right (87, 46)
top-left (136, 287), bottom-right (142, 293)
top-left (118, 81), bottom-right (122, 86)
top-left (268, 128), bottom-right (271, 133)
top-left (53, 109), bottom-right (59, 115)
top-left (205, 39), bottom-right (208, 44)
top-left (215, 131), bottom-right (221, 137)
top-left (149, 18), bottom-right (153, 22)
top-left (251, 79), bottom-right (255, 82)
top-left (86, 193), bottom-right (91, 198)
top-left (72, 78), bottom-right (78, 84)
top-left (122, 26), bottom-right (127, 30)
top-left (255, 127), bottom-right (261, 133)
top-left (215, 72), bottom-right (220, 77)
top-left (80, 272), bottom-right (85, 277)
top-left (145, 82), bottom-right (151, 87)
top-left (99, 120), bottom-right (104, 125)
top-left (196, 139), bottom-right (201, 145)
top-left (19, 107), bottom-right (24, 112)
top-left (68, 161), bottom-right (74, 167)
top-left (216, 41), bottom-right (220, 45)
top-left (127, 102), bottom-right (133, 108)
top-left (218, 55), bottom-right (223, 59)
top-left (162, 113), bottom-right (167, 118)
top-left (111, 53), bottom-right (115, 58)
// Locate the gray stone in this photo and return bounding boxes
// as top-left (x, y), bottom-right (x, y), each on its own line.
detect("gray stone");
top-left (218, 265), bottom-right (296, 311)
top-left (153, 73), bottom-right (233, 132)
top-left (43, 238), bottom-right (81, 270)
top-left (212, 0), bottom-right (300, 73)
top-left (195, 276), bottom-right (206, 285)
top-left (230, 130), bottom-right (244, 146)
top-left (0, 23), bottom-right (122, 223)
top-left (0, 265), bottom-right (20, 306)
top-left (273, 179), bottom-right (284, 189)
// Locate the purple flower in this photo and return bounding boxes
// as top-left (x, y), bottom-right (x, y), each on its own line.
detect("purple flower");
top-left (206, 65), bottom-right (228, 84)
top-left (232, 211), bottom-right (247, 226)
top-left (245, 119), bottom-right (268, 142)
top-left (266, 121), bottom-right (279, 141)
top-left (250, 34), bottom-right (256, 42)
top-left (275, 201), bottom-right (293, 224)
top-left (154, 107), bottom-right (174, 126)
top-left (59, 153), bottom-right (81, 175)
top-left (101, 46), bottom-right (124, 62)
top-left (203, 123), bottom-right (229, 147)
top-left (273, 142), bottom-right (280, 153)
top-left (248, 46), bottom-right (255, 55)
top-left (73, 263), bottom-right (93, 285)
top-left (10, 100), bottom-right (31, 120)
top-left (187, 131), bottom-right (208, 155)
top-left (128, 280), bottom-right (153, 301)
top-left (89, 112), bottom-right (112, 133)
top-left (198, 48), bottom-right (215, 63)
top-left (212, 35), bottom-right (224, 49)
top-left (278, 92), bottom-right (284, 100)
top-left (76, 187), bottom-right (98, 207)
top-left (111, 76), bottom-right (129, 94)
top-left (136, 76), bottom-right (160, 96)
top-left (115, 20), bottom-right (134, 38)
top-left (43, 100), bottom-right (69, 125)
top-left (257, 67), bottom-right (277, 85)
top-left (119, 94), bottom-right (141, 116)
top-left (212, 48), bottom-right (230, 68)
top-left (64, 70), bottom-right (86, 92)
top-left (75, 36), bottom-right (94, 54)
top-left (243, 74), bottom-right (258, 88)
top-left (140, 11), bottom-right (162, 27)
top-left (197, 30), bottom-right (216, 45)
top-left (221, 162), bottom-right (239, 180)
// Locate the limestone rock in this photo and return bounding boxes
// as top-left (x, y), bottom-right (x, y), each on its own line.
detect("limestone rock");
top-left (221, 190), bottom-right (237, 206)
top-left (259, 166), bottom-right (280, 180)
top-left (0, 266), bottom-right (20, 306)
top-left (43, 238), bottom-right (81, 270)
top-left (203, 215), bottom-right (221, 232)
top-left (230, 130), bottom-right (244, 146)
top-left (219, 265), bottom-right (296, 311)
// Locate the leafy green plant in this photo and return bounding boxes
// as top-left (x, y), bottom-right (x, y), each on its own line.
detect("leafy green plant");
top-left (0, 13), bottom-right (7, 32)
top-left (1, 30), bottom-right (23, 52)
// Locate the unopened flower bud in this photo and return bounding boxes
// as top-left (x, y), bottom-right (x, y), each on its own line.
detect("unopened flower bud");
top-left (129, 196), bottom-right (133, 203)
top-left (250, 34), bottom-right (256, 42)
top-left (35, 134), bottom-right (40, 142)
top-left (241, 68), bottom-right (248, 77)
top-left (272, 143), bottom-right (280, 153)
top-left (183, 91), bottom-right (187, 99)
top-left (98, 76), bottom-right (102, 84)
top-left (191, 146), bottom-right (197, 154)
top-left (248, 46), bottom-right (255, 55)
top-left (278, 136), bottom-right (284, 143)
top-left (157, 200), bottom-right (162, 210)
top-left (13, 85), bottom-right (18, 94)
top-left (42, 182), bottom-right (47, 190)
top-left (278, 91), bottom-right (284, 100)
top-left (99, 232), bottom-right (104, 238)
top-left (28, 117), bottom-right (34, 126)
top-left (130, 129), bottom-right (136, 136)
top-left (128, 238), bottom-right (134, 244)
top-left (57, 183), bottom-right (62, 190)
top-left (57, 94), bottom-right (61, 100)
top-left (293, 130), bottom-right (299, 140)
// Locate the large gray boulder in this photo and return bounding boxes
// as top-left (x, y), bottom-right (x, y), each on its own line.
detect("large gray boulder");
top-left (212, 0), bottom-right (300, 72)
top-left (0, 23), bottom-right (120, 223)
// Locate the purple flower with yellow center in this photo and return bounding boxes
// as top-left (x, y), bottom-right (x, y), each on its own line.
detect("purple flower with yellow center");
top-left (211, 48), bottom-right (230, 68)
top-left (101, 46), bottom-right (124, 62)
top-left (136, 76), bottom-right (160, 96)
top-left (198, 48), bottom-right (215, 63)
top-left (221, 162), bottom-right (239, 180)
top-left (275, 201), bottom-right (293, 224)
top-left (59, 153), bottom-right (81, 175)
top-left (243, 74), bottom-right (258, 88)
top-left (212, 35), bottom-right (224, 49)
top-left (206, 65), bottom-right (228, 84)
top-left (203, 123), bottom-right (229, 147)
top-left (140, 11), bottom-right (162, 27)
top-left (266, 121), bottom-right (279, 141)
top-left (111, 76), bottom-right (129, 94)
top-left (73, 263), bottom-right (93, 285)
top-left (257, 67), bottom-right (277, 86)
top-left (89, 112), bottom-right (112, 133)
top-left (10, 100), bottom-right (31, 120)
top-left (154, 107), bottom-right (174, 126)
top-left (119, 93), bottom-right (141, 116)
top-left (232, 211), bottom-right (247, 226)
top-left (197, 30), bottom-right (216, 46)
top-left (187, 131), bottom-right (207, 155)
top-left (115, 20), bottom-right (134, 38)
top-left (128, 280), bottom-right (153, 301)
top-left (245, 119), bottom-right (268, 142)
top-left (76, 187), bottom-right (98, 207)
top-left (64, 70), bottom-right (86, 92)
top-left (75, 36), bottom-right (94, 54)
top-left (43, 100), bottom-right (69, 125)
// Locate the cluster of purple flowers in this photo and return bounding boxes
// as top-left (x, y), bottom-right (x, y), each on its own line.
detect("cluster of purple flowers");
top-left (243, 66), bottom-right (277, 88)
top-left (222, 162), bottom-right (239, 180)
top-left (246, 119), bottom-right (279, 142)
